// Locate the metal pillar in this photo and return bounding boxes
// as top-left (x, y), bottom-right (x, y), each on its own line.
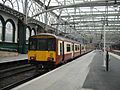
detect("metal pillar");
top-left (103, 24), bottom-right (106, 67)
top-left (103, 1), bottom-right (108, 67)
top-left (17, 19), bottom-right (26, 54)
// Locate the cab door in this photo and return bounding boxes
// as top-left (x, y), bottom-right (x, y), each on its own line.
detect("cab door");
top-left (71, 43), bottom-right (74, 58)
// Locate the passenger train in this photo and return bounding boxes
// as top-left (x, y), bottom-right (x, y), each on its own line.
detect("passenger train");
top-left (28, 33), bottom-right (93, 68)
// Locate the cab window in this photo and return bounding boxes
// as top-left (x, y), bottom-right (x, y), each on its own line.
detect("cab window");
top-left (48, 39), bottom-right (56, 51)
top-left (29, 37), bottom-right (56, 51)
top-left (29, 38), bottom-right (37, 50)
top-left (67, 44), bottom-right (71, 52)
top-left (37, 39), bottom-right (47, 50)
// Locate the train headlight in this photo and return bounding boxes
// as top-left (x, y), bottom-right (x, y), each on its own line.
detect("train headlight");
top-left (30, 56), bottom-right (36, 60)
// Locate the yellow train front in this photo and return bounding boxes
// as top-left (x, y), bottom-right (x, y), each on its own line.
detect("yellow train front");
top-left (28, 33), bottom-right (57, 69)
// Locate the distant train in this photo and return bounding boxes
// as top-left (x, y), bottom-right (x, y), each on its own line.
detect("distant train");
top-left (28, 33), bottom-right (93, 68)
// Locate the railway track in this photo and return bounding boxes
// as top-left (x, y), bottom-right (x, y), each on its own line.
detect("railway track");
top-left (0, 51), bottom-right (92, 90)
top-left (0, 60), bottom-right (28, 70)
top-left (0, 63), bottom-right (48, 90)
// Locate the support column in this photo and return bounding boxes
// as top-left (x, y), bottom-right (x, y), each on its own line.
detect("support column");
top-left (17, 19), bottom-right (26, 54)
top-left (103, 1), bottom-right (108, 67)
top-left (103, 24), bottom-right (106, 67)
top-left (2, 25), bottom-right (5, 41)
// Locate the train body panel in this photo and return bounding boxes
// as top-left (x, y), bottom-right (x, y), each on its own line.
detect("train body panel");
top-left (74, 51), bottom-right (80, 57)
top-left (28, 51), bottom-right (56, 62)
top-left (56, 40), bottom-right (64, 64)
top-left (74, 43), bottom-right (81, 57)
top-left (64, 41), bottom-right (73, 61)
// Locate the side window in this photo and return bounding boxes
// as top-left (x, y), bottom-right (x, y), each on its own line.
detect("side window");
top-left (77, 45), bottom-right (79, 50)
top-left (67, 44), bottom-right (70, 52)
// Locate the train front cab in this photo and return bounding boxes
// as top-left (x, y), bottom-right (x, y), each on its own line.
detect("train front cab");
top-left (28, 35), bottom-right (57, 68)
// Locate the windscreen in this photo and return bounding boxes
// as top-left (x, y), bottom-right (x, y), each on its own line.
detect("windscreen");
top-left (47, 39), bottom-right (56, 51)
top-left (37, 39), bottom-right (47, 50)
top-left (29, 38), bottom-right (37, 50)
top-left (29, 38), bottom-right (56, 51)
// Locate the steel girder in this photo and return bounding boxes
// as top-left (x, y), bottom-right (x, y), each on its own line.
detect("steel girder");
top-left (61, 13), bottom-right (120, 18)
top-left (51, 20), bottom-right (120, 25)
top-left (48, 1), bottom-right (120, 9)
top-left (30, 1), bottom-right (120, 18)
top-left (0, 3), bottom-right (24, 19)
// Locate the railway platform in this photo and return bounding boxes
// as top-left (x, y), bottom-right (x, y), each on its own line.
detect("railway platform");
top-left (0, 54), bottom-right (27, 63)
top-left (12, 50), bottom-right (120, 90)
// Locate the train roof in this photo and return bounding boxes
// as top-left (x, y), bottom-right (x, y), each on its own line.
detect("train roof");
top-left (31, 33), bottom-right (81, 44)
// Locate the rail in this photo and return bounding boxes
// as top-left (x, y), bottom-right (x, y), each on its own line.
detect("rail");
top-left (0, 50), bottom-right (92, 89)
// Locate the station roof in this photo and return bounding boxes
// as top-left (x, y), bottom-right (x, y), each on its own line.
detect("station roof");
top-left (0, 0), bottom-right (120, 46)
top-left (46, 0), bottom-right (120, 45)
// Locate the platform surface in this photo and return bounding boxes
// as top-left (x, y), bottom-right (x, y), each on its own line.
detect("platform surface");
top-left (12, 51), bottom-right (95, 90)
top-left (0, 54), bottom-right (27, 63)
top-left (82, 51), bottom-right (120, 90)
top-left (12, 50), bottom-right (120, 90)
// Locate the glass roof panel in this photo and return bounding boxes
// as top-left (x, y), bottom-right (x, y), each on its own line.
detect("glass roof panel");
top-left (1, 0), bottom-right (120, 44)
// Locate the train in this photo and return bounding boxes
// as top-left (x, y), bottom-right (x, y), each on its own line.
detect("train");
top-left (28, 33), bottom-right (93, 69)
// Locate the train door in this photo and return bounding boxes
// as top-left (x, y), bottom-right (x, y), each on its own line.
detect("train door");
top-left (62, 41), bottom-right (64, 61)
top-left (71, 43), bottom-right (74, 58)
top-left (59, 41), bottom-right (64, 62)
top-left (80, 44), bottom-right (81, 55)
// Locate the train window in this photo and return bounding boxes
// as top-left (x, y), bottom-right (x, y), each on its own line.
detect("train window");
top-left (36, 38), bottom-right (55, 51)
top-left (67, 44), bottom-right (70, 52)
top-left (37, 39), bottom-right (47, 50)
top-left (78, 45), bottom-right (80, 50)
top-left (29, 38), bottom-right (55, 51)
top-left (75, 45), bottom-right (77, 51)
top-left (48, 39), bottom-right (55, 51)
top-left (29, 38), bottom-right (37, 50)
